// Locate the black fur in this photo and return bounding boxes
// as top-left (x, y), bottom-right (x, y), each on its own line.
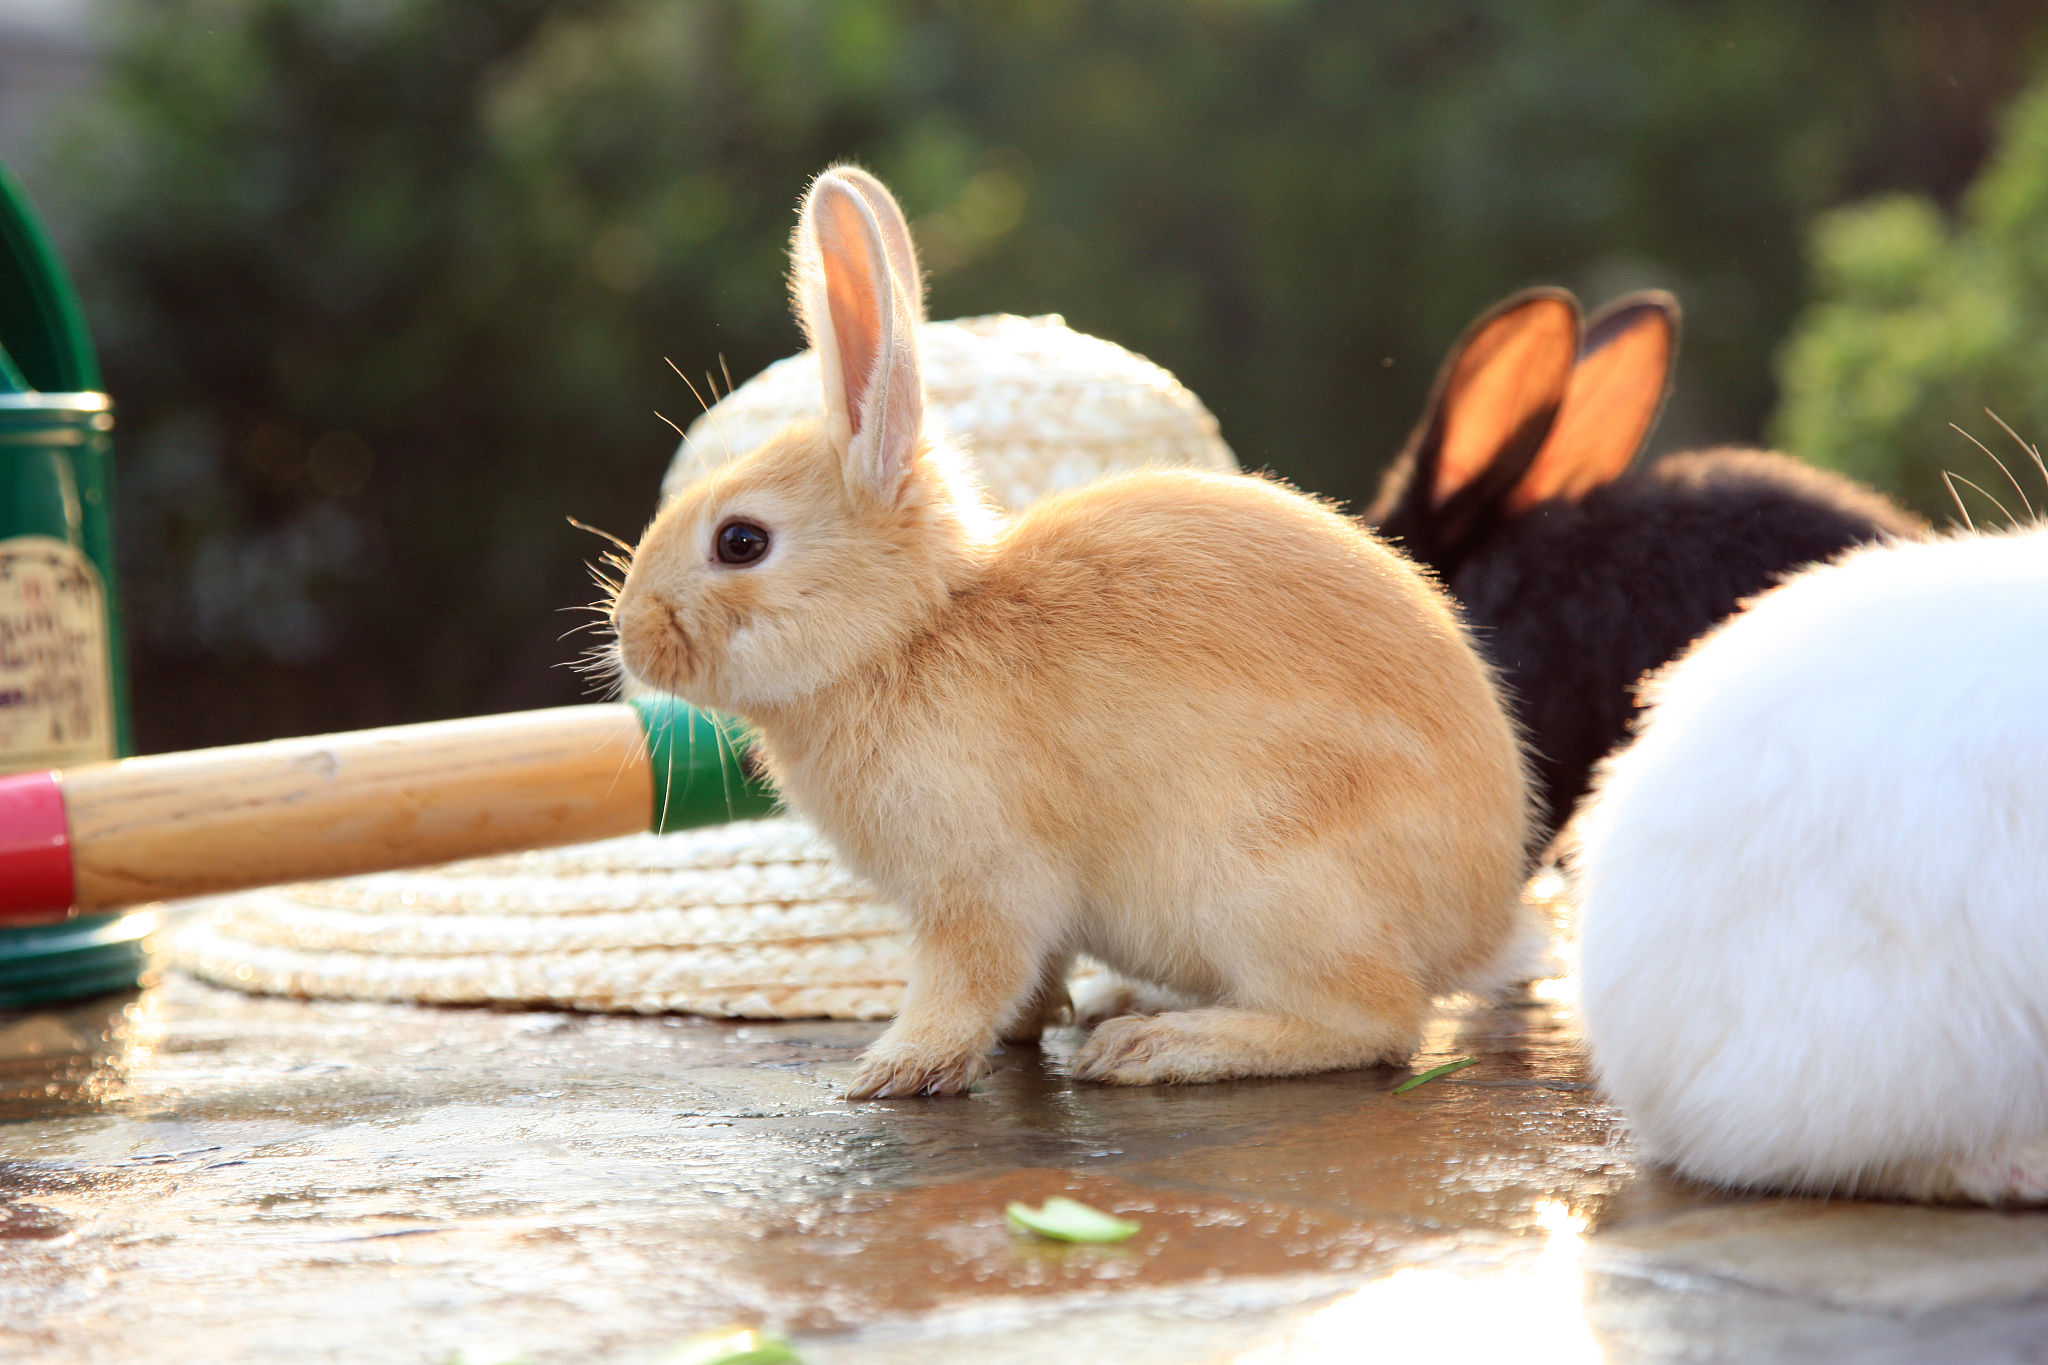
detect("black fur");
top-left (1365, 289), bottom-right (1922, 850)
top-left (1443, 449), bottom-right (1918, 842)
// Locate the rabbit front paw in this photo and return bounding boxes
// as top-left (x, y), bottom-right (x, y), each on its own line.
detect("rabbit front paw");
top-left (845, 1040), bottom-right (991, 1100)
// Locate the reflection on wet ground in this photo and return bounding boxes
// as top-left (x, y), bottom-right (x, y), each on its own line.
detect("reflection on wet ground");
top-left (3, 972), bottom-right (2047, 1363)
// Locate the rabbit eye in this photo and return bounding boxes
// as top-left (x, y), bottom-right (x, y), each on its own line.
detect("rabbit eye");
top-left (715, 520), bottom-right (771, 566)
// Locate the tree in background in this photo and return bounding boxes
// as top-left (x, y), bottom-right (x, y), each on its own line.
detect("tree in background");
top-left (41, 0), bottom-right (2046, 749)
top-left (1775, 60), bottom-right (2048, 525)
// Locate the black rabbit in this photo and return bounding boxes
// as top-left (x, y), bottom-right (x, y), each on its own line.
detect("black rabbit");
top-left (1366, 288), bottom-right (1923, 849)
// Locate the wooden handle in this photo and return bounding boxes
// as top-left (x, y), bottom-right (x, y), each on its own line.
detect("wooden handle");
top-left (62, 704), bottom-right (655, 912)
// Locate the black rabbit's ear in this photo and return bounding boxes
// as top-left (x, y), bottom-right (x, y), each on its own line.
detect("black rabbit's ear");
top-left (1375, 289), bottom-right (1579, 566)
top-left (1509, 291), bottom-right (1679, 511)
top-left (1429, 290), bottom-right (1580, 508)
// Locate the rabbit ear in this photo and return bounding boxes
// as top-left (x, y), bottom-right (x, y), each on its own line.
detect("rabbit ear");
top-left (830, 165), bottom-right (927, 322)
top-left (1378, 289), bottom-right (1578, 563)
top-left (792, 168), bottom-right (925, 505)
top-left (1508, 291), bottom-right (1679, 511)
top-left (1429, 290), bottom-right (1580, 506)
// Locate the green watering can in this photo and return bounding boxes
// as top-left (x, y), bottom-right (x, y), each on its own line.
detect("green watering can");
top-left (0, 159), bottom-right (153, 1007)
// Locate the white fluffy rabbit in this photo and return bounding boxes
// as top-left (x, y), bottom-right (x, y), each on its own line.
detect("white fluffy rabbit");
top-left (1574, 521), bottom-right (2048, 1202)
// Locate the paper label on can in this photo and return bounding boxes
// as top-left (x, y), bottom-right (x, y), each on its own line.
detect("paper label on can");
top-left (0, 534), bottom-right (115, 772)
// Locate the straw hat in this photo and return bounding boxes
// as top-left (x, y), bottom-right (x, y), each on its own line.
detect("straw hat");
top-left (175, 316), bottom-right (1238, 1019)
top-left (176, 821), bottom-right (908, 1019)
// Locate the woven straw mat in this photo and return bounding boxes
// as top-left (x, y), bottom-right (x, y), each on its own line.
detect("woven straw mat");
top-left (175, 313), bottom-right (1239, 1019)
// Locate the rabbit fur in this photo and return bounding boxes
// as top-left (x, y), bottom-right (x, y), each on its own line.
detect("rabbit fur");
top-left (1573, 521), bottom-right (2048, 1203)
top-left (612, 167), bottom-right (1535, 1098)
top-left (1366, 289), bottom-right (1921, 849)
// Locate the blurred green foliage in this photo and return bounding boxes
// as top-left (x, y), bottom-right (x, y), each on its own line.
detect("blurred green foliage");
top-left (1775, 66), bottom-right (2048, 525)
top-left (39, 0), bottom-right (2046, 748)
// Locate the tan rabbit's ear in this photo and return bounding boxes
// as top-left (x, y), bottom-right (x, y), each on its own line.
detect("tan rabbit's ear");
top-left (1509, 291), bottom-right (1679, 511)
top-left (830, 165), bottom-right (926, 322)
top-left (792, 169), bottom-right (925, 505)
top-left (1429, 290), bottom-right (1580, 509)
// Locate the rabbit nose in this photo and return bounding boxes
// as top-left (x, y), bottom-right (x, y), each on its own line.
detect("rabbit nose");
top-left (615, 591), bottom-right (695, 689)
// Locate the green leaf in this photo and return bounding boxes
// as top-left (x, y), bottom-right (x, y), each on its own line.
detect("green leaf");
top-left (1391, 1056), bottom-right (1479, 1094)
top-left (1005, 1196), bottom-right (1141, 1243)
top-left (654, 1326), bottom-right (801, 1365)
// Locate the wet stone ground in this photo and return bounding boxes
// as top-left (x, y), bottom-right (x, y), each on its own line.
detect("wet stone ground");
top-left (4, 970), bottom-right (2048, 1363)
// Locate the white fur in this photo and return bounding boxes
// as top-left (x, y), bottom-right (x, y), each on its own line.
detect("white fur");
top-left (1574, 523), bottom-right (2048, 1201)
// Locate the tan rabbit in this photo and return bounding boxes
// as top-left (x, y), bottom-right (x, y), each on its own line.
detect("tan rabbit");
top-left (612, 166), bottom-right (1534, 1098)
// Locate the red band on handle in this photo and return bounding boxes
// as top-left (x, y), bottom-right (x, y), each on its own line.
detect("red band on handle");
top-left (0, 770), bottom-right (74, 925)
